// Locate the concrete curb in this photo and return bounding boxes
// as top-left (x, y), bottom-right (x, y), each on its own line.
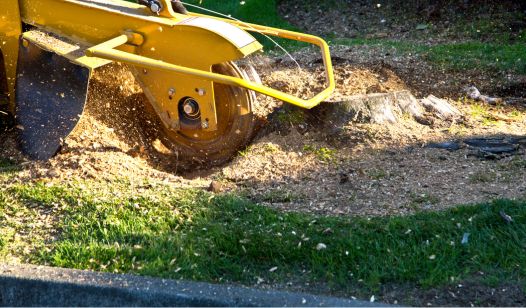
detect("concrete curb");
top-left (0, 264), bottom-right (386, 306)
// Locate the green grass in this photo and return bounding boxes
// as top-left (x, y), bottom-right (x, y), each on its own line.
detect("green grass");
top-left (185, 0), bottom-right (311, 50)
top-left (426, 42), bottom-right (526, 74)
top-left (0, 194), bottom-right (6, 252)
top-left (0, 157), bottom-right (14, 169)
top-left (469, 171), bottom-right (497, 184)
top-left (191, 2), bottom-right (525, 72)
top-left (124, 0), bottom-right (294, 33)
top-left (409, 193), bottom-right (440, 209)
top-left (276, 108), bottom-right (305, 126)
top-left (450, 13), bottom-right (526, 43)
top-left (303, 145), bottom-right (337, 163)
top-left (259, 188), bottom-right (302, 203)
top-left (3, 0), bottom-right (526, 299)
top-left (0, 158), bottom-right (20, 180)
top-left (366, 168), bottom-right (388, 180)
top-left (1, 181), bottom-right (525, 294)
top-left (184, 0), bottom-right (290, 29)
top-left (333, 38), bottom-right (526, 74)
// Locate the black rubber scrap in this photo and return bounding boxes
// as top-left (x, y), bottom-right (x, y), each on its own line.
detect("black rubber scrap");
top-left (465, 137), bottom-right (520, 152)
top-left (509, 136), bottom-right (526, 146)
top-left (471, 146), bottom-right (518, 160)
top-left (463, 137), bottom-right (507, 148)
top-left (459, 136), bottom-right (523, 159)
top-left (424, 141), bottom-right (461, 151)
top-left (478, 144), bottom-right (519, 154)
top-left (464, 136), bottom-right (526, 148)
top-left (425, 137), bottom-right (524, 157)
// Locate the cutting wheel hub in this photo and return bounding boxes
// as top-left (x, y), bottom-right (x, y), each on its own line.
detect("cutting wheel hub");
top-left (180, 97), bottom-right (200, 119)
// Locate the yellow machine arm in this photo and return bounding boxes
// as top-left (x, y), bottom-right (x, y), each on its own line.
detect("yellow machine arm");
top-left (85, 10), bottom-right (336, 110)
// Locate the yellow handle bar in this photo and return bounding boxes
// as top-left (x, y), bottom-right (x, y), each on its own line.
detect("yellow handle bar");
top-left (86, 22), bottom-right (335, 109)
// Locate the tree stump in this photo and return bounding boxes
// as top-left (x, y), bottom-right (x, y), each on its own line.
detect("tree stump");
top-left (306, 90), bottom-right (461, 130)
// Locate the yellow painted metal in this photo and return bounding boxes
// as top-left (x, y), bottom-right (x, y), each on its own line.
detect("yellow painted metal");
top-left (18, 0), bottom-right (263, 131)
top-left (12, 0), bottom-right (334, 133)
top-left (87, 26), bottom-right (335, 109)
top-left (189, 12), bottom-right (336, 97)
top-left (0, 0), bottom-right (22, 109)
top-left (21, 31), bottom-right (112, 72)
top-left (157, 0), bottom-right (177, 18)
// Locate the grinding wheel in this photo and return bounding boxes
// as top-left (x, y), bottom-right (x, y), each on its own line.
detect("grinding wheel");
top-left (154, 61), bottom-right (259, 167)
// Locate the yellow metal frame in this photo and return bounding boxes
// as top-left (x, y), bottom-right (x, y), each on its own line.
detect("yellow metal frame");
top-left (5, 0), bottom-right (334, 134)
top-left (0, 0), bottom-right (22, 109)
top-left (16, 0), bottom-right (265, 131)
top-left (86, 19), bottom-right (335, 110)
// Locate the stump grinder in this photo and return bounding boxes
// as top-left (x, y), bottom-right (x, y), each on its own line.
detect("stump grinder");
top-left (0, 0), bottom-right (334, 165)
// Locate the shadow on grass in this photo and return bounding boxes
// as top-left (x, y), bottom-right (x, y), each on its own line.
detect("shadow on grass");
top-left (0, 157), bottom-right (20, 174)
top-left (9, 182), bottom-right (526, 296)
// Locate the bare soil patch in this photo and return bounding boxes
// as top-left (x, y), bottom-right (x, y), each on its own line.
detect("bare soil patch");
top-left (279, 0), bottom-right (526, 43)
top-left (381, 279), bottom-right (526, 306)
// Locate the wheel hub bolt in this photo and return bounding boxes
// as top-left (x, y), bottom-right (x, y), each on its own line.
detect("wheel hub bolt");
top-left (182, 98), bottom-right (199, 117)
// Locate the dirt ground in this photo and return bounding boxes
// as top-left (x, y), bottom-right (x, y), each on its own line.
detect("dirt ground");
top-left (280, 0), bottom-right (526, 101)
top-left (279, 0), bottom-right (526, 43)
top-left (1, 0), bottom-right (524, 217)
top-left (1, 46), bottom-right (525, 217)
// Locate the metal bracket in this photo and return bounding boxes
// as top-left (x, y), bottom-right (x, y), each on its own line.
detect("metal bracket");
top-left (86, 25), bottom-right (335, 110)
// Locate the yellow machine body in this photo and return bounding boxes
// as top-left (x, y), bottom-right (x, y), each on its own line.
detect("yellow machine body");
top-left (0, 0), bottom-right (335, 162)
top-left (0, 0), bottom-right (22, 110)
top-left (17, 0), bottom-right (268, 131)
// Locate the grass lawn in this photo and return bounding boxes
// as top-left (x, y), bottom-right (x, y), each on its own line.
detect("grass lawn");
top-left (1, 166), bottom-right (525, 297)
top-left (185, 1), bottom-right (525, 74)
top-left (184, 0), bottom-right (291, 30)
top-left (333, 38), bottom-right (526, 75)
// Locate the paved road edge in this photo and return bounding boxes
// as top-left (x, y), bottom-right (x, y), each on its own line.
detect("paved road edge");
top-left (0, 264), bottom-right (387, 306)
